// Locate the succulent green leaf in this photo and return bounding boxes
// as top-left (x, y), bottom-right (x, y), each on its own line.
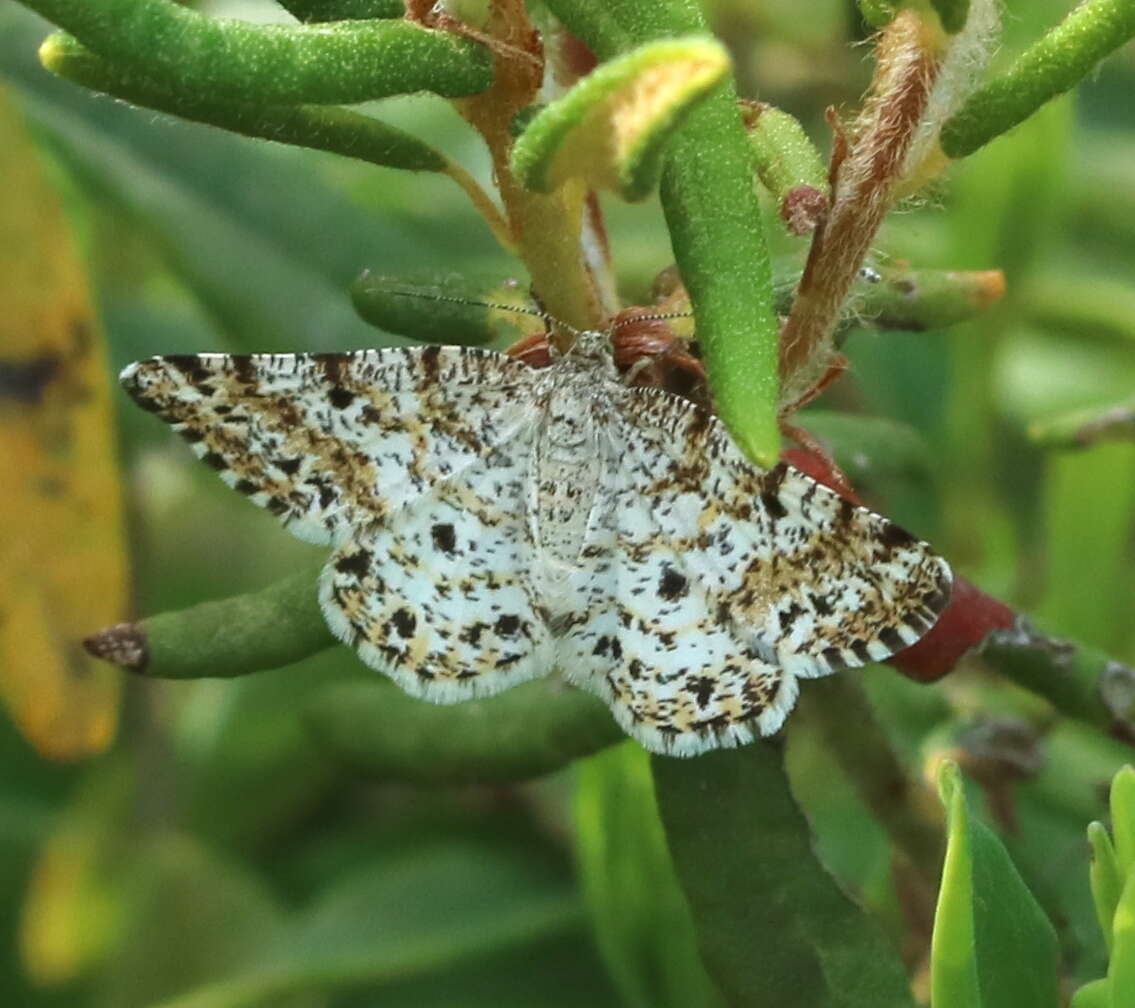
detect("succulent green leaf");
top-left (544, 0), bottom-right (782, 466)
top-left (84, 566), bottom-right (335, 679)
top-left (1110, 870), bottom-right (1135, 1007)
top-left (942, 0), bottom-right (1135, 157)
top-left (653, 745), bottom-right (917, 1007)
top-left (847, 265), bottom-right (1006, 332)
top-left (743, 103), bottom-right (829, 235)
top-left (19, 0), bottom-right (492, 104)
top-left (1089, 820), bottom-right (1123, 955)
top-left (510, 37), bottom-right (729, 201)
top-left (39, 33), bottom-right (449, 173)
top-left (305, 679), bottom-right (622, 784)
top-left (931, 761), bottom-right (1061, 1008)
top-left (1070, 978), bottom-right (1110, 1008)
top-left (1111, 766), bottom-right (1135, 875)
top-left (275, 0), bottom-right (405, 21)
top-left (350, 271), bottom-right (535, 346)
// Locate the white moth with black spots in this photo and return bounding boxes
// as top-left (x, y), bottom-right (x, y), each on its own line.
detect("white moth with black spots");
top-left (121, 331), bottom-right (951, 756)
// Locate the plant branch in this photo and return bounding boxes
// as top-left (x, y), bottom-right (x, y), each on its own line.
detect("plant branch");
top-left (980, 618), bottom-right (1135, 745)
top-left (779, 11), bottom-right (940, 404)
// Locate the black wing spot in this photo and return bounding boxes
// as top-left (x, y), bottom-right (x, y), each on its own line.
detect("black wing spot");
top-left (495, 613), bottom-right (521, 637)
top-left (431, 523), bottom-right (458, 554)
top-left (880, 522), bottom-right (917, 550)
top-left (658, 564), bottom-right (689, 601)
top-left (390, 608), bottom-right (417, 638)
top-left (334, 549), bottom-right (372, 578)
top-left (691, 676), bottom-right (716, 708)
top-left (761, 490), bottom-right (788, 520)
top-left (328, 386), bottom-right (355, 409)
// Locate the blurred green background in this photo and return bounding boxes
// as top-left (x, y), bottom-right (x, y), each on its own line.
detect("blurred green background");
top-left (1, 0), bottom-right (1134, 1004)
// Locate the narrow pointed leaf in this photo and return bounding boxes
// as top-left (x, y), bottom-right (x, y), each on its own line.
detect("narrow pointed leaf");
top-left (1089, 820), bottom-right (1123, 954)
top-left (931, 761), bottom-right (1060, 1008)
top-left (39, 33), bottom-right (449, 173)
top-left (20, 0), bottom-right (492, 104)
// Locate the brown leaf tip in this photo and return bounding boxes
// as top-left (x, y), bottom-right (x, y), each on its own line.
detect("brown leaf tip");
top-left (780, 185), bottom-right (830, 236)
top-left (83, 622), bottom-right (148, 672)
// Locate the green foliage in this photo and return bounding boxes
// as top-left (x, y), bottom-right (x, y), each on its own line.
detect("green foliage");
top-left (509, 36), bottom-right (729, 200)
top-left (1, 0), bottom-right (1134, 1005)
top-left (1072, 766), bottom-right (1135, 1006)
top-left (930, 760), bottom-right (1061, 1007)
top-left (20, 0), bottom-right (492, 104)
top-left (941, 0), bottom-right (1135, 157)
top-left (575, 745), bottom-right (724, 1008)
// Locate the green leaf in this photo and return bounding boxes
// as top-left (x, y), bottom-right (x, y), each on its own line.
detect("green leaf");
top-left (1089, 820), bottom-right (1123, 955)
top-left (743, 103), bottom-right (829, 235)
top-left (276, 0), bottom-right (405, 21)
top-left (3, 4), bottom-right (508, 352)
top-left (39, 32), bottom-right (450, 173)
top-left (19, 0), bottom-right (492, 104)
top-left (653, 744), bottom-right (917, 1007)
top-left (85, 566), bottom-right (334, 680)
top-left (930, 760), bottom-right (1061, 1008)
top-left (1109, 871), bottom-right (1135, 1008)
top-left (306, 678), bottom-right (622, 784)
top-left (1070, 978), bottom-right (1110, 1008)
top-left (574, 745), bottom-right (724, 1008)
top-left (942, 0), bottom-right (1135, 158)
top-left (1027, 397), bottom-right (1135, 450)
top-left (545, 0), bottom-right (781, 465)
top-left (510, 36), bottom-right (729, 201)
top-left (350, 272), bottom-right (536, 347)
top-left (1111, 766), bottom-right (1135, 876)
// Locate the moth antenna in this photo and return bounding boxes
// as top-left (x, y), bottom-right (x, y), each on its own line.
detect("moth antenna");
top-left (377, 286), bottom-right (585, 339)
top-left (610, 310), bottom-right (695, 331)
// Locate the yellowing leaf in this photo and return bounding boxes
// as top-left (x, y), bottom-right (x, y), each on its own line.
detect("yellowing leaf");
top-left (510, 37), bottom-right (730, 201)
top-left (0, 88), bottom-right (127, 760)
top-left (19, 764), bottom-right (131, 984)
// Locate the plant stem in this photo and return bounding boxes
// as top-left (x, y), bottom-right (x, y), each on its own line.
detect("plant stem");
top-left (779, 11), bottom-right (940, 404)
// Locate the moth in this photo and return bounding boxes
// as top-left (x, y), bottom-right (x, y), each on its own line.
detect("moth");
top-left (122, 329), bottom-right (950, 756)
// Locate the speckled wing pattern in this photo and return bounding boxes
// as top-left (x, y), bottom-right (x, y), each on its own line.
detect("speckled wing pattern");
top-left (120, 347), bottom-right (552, 701)
top-left (122, 335), bottom-right (951, 757)
top-left (556, 384), bottom-right (950, 755)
